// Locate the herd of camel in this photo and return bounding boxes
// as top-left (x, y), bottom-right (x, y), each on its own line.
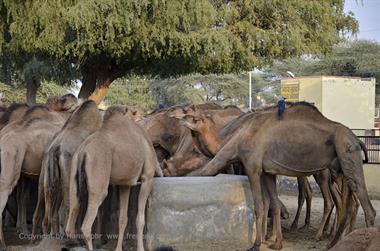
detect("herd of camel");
top-left (0, 94), bottom-right (378, 251)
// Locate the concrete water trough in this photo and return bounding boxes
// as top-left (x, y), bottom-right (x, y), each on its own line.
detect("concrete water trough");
top-left (145, 175), bottom-right (256, 251)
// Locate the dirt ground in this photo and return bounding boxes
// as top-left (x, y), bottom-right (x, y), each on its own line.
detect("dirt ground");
top-left (5, 194), bottom-right (380, 251)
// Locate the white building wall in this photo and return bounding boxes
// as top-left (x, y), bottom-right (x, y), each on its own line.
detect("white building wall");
top-left (321, 77), bottom-right (375, 129)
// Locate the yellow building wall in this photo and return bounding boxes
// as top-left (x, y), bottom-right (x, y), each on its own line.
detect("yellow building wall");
top-left (281, 77), bottom-right (323, 111)
top-left (321, 77), bottom-right (375, 129)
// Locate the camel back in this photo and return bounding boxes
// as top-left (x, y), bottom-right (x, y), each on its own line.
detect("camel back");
top-left (61, 100), bottom-right (102, 130)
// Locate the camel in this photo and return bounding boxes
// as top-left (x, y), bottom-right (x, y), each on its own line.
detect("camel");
top-left (65, 106), bottom-right (163, 251)
top-left (169, 104), bottom-right (243, 132)
top-left (329, 226), bottom-right (380, 251)
top-left (141, 103), bottom-right (224, 164)
top-left (162, 152), bottom-right (210, 176)
top-left (179, 109), bottom-right (367, 241)
top-left (0, 95), bottom-right (75, 247)
top-left (0, 97), bottom-right (77, 249)
top-left (184, 102), bottom-right (375, 250)
top-left (31, 100), bottom-right (103, 236)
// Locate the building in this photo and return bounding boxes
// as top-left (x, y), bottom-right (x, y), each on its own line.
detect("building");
top-left (281, 76), bottom-right (376, 131)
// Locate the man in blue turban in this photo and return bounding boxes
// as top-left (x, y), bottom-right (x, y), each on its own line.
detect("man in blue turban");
top-left (277, 97), bottom-right (286, 120)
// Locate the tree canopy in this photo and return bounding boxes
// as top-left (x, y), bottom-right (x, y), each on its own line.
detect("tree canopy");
top-left (269, 40), bottom-right (380, 84)
top-left (0, 0), bottom-right (358, 104)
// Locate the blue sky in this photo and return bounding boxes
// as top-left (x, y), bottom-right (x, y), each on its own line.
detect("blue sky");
top-left (344, 0), bottom-right (380, 42)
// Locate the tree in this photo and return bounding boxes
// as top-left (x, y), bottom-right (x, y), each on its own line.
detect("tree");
top-left (269, 40), bottom-right (380, 84)
top-left (149, 73), bottom-right (277, 108)
top-left (1, 0), bottom-right (358, 104)
top-left (1, 2), bottom-right (77, 104)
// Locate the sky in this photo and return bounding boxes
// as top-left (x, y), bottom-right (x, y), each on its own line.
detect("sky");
top-left (344, 0), bottom-right (380, 42)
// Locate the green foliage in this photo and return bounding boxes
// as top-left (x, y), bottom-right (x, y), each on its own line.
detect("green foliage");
top-left (0, 81), bottom-right (69, 103)
top-left (269, 40), bottom-right (380, 85)
top-left (104, 76), bottom-right (155, 109)
top-left (103, 73), bottom-right (279, 109)
top-left (2, 0), bottom-right (358, 76)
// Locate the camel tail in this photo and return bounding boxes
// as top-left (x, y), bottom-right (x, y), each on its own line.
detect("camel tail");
top-left (75, 151), bottom-right (88, 213)
top-left (359, 140), bottom-right (368, 163)
top-left (46, 146), bottom-right (60, 204)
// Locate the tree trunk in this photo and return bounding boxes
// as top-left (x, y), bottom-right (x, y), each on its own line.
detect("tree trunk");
top-left (88, 79), bottom-right (113, 105)
top-left (78, 60), bottom-right (124, 105)
top-left (26, 79), bottom-right (38, 105)
top-left (78, 67), bottom-right (97, 99)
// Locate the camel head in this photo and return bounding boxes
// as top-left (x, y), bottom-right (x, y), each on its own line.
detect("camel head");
top-left (125, 107), bottom-right (146, 122)
top-left (179, 113), bottom-right (215, 134)
top-left (46, 94), bottom-right (78, 112)
top-left (168, 104), bottom-right (201, 119)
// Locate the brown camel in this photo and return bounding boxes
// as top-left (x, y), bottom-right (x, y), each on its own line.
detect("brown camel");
top-left (169, 104), bottom-right (243, 132)
top-left (329, 226), bottom-right (380, 251)
top-left (185, 102), bottom-right (375, 251)
top-left (162, 152), bottom-right (210, 176)
top-left (0, 103), bottom-right (75, 249)
top-left (31, 100), bottom-right (103, 236)
top-left (180, 109), bottom-right (369, 241)
top-left (65, 106), bottom-right (163, 251)
top-left (141, 103), bottom-right (223, 164)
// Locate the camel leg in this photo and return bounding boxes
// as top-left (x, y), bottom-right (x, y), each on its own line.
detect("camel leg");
top-left (246, 169), bottom-right (264, 251)
top-left (60, 154), bottom-right (72, 232)
top-left (136, 177), bottom-right (154, 251)
top-left (115, 186), bottom-right (131, 251)
top-left (262, 183), bottom-right (270, 242)
top-left (290, 177), bottom-right (305, 231)
top-left (335, 135), bottom-right (376, 227)
top-left (0, 145), bottom-right (25, 249)
top-left (328, 181), bottom-right (342, 237)
top-left (263, 174), bottom-right (283, 250)
top-left (314, 170), bottom-right (334, 241)
top-left (348, 193), bottom-right (359, 234)
top-left (300, 177), bottom-right (312, 230)
top-left (32, 165), bottom-right (46, 237)
top-left (65, 174), bottom-right (80, 237)
top-left (329, 177), bottom-right (353, 248)
top-left (80, 158), bottom-right (110, 251)
top-left (16, 177), bottom-right (29, 234)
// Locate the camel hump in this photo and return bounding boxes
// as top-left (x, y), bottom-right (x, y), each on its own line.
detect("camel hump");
top-left (103, 105), bottom-right (128, 121)
top-left (62, 100), bottom-right (101, 130)
top-left (0, 103), bottom-right (28, 125)
top-left (23, 105), bottom-right (51, 120)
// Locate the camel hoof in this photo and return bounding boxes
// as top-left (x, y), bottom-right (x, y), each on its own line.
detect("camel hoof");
top-left (247, 245), bottom-right (260, 251)
top-left (269, 242), bottom-right (283, 250)
top-left (314, 234), bottom-right (323, 241)
top-left (267, 235), bottom-right (276, 243)
top-left (299, 224), bottom-right (310, 232)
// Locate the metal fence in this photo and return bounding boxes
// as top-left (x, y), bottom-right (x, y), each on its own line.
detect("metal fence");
top-left (358, 136), bottom-right (380, 164)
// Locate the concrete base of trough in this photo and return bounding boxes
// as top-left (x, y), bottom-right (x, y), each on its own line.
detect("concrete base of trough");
top-left (146, 175), bottom-right (256, 251)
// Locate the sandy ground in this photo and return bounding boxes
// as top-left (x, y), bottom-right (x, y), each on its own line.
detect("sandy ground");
top-left (4, 194), bottom-right (380, 251)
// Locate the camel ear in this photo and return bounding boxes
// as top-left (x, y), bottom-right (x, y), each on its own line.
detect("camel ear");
top-left (124, 107), bottom-right (129, 115)
top-left (132, 110), bottom-right (137, 116)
